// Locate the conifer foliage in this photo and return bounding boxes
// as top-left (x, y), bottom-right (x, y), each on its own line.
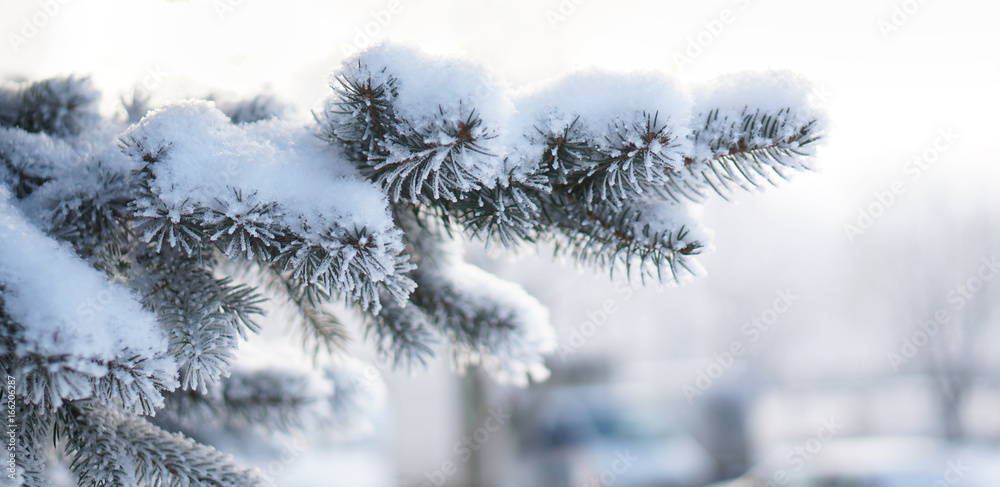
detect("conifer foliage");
top-left (0, 44), bottom-right (823, 486)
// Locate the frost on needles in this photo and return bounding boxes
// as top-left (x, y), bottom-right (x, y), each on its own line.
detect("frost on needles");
top-left (0, 44), bottom-right (824, 486)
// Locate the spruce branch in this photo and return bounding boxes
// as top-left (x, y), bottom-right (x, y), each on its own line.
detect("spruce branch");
top-left (325, 70), bottom-right (501, 204)
top-left (41, 162), bottom-right (135, 275)
top-left (1, 383), bottom-right (56, 486)
top-left (121, 131), bottom-right (415, 313)
top-left (680, 107), bottom-right (821, 200)
top-left (0, 51), bottom-right (828, 486)
top-left (377, 110), bottom-right (497, 203)
top-left (320, 68), bottom-right (397, 163)
top-left (137, 246), bottom-right (264, 393)
top-left (0, 76), bottom-right (100, 137)
top-left (392, 213), bottom-right (532, 364)
top-left (0, 149), bottom-right (50, 199)
top-left (362, 298), bottom-right (437, 369)
top-left (58, 402), bottom-right (139, 487)
top-left (156, 368), bottom-right (331, 435)
top-left (541, 193), bottom-right (703, 282)
top-left (448, 174), bottom-right (548, 249)
top-left (0, 126), bottom-right (81, 200)
top-left (251, 261), bottom-right (350, 359)
top-left (58, 401), bottom-right (273, 487)
top-left (214, 94), bottom-right (287, 124)
top-left (559, 112), bottom-right (684, 205)
top-left (3, 285), bottom-right (175, 416)
top-left (204, 190), bottom-right (286, 262)
top-left (269, 226), bottom-right (415, 313)
top-left (7, 349), bottom-right (175, 416)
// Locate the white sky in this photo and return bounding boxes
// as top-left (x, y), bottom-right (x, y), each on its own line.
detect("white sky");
top-left (3, 0), bottom-right (997, 197)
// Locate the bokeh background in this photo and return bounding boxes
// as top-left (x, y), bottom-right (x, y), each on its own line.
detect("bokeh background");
top-left (3, 0), bottom-right (1000, 485)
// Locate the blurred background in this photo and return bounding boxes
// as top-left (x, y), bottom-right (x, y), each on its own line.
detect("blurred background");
top-left (3, 0), bottom-right (1000, 485)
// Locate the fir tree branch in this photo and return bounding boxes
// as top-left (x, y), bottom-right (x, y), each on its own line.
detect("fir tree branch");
top-left (136, 246), bottom-right (264, 393)
top-left (0, 76), bottom-right (100, 137)
top-left (362, 297), bottom-right (437, 369)
top-left (121, 133), bottom-right (416, 313)
top-left (679, 107), bottom-right (821, 200)
top-left (562, 112), bottom-right (684, 205)
top-left (394, 213), bottom-right (523, 358)
top-left (541, 193), bottom-right (703, 282)
top-left (325, 70), bottom-right (501, 205)
top-left (3, 285), bottom-right (175, 416)
top-left (57, 402), bottom-right (138, 487)
top-left (157, 368), bottom-right (329, 435)
top-left (0, 151), bottom-right (50, 199)
top-left (446, 175), bottom-right (548, 249)
top-left (0, 56), bottom-right (828, 487)
top-left (59, 401), bottom-right (273, 487)
top-left (40, 162), bottom-right (134, 275)
top-left (253, 262), bottom-right (349, 359)
top-left (1, 387), bottom-right (56, 486)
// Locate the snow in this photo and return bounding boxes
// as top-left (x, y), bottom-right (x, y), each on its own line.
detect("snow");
top-left (124, 101), bottom-right (393, 241)
top-left (338, 43), bottom-right (513, 189)
top-left (688, 70), bottom-right (825, 165)
top-left (213, 94), bottom-right (289, 124)
top-left (440, 242), bottom-right (557, 386)
top-left (633, 201), bottom-right (714, 280)
top-left (121, 101), bottom-right (403, 280)
top-left (691, 70), bottom-right (816, 114)
top-left (339, 43), bottom-right (514, 141)
top-left (509, 69), bottom-right (692, 174)
top-left (328, 44), bottom-right (513, 201)
top-left (0, 126), bottom-right (83, 186)
top-left (0, 187), bottom-right (176, 408)
top-left (515, 69), bottom-right (690, 139)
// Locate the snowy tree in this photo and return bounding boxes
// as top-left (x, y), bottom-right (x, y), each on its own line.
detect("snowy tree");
top-left (0, 44), bottom-right (823, 486)
top-left (868, 188), bottom-right (1000, 440)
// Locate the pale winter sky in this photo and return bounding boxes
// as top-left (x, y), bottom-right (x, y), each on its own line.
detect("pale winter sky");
top-left (3, 0), bottom-right (997, 213)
